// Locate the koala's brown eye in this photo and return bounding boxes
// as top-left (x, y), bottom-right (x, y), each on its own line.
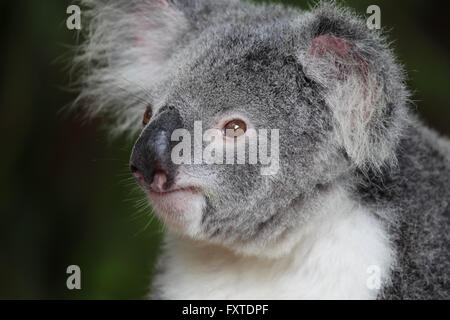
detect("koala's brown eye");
top-left (142, 105), bottom-right (153, 127)
top-left (223, 119), bottom-right (247, 138)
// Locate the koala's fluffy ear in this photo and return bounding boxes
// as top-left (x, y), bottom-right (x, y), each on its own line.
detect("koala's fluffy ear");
top-left (74, 0), bottom-right (190, 134)
top-left (299, 3), bottom-right (411, 171)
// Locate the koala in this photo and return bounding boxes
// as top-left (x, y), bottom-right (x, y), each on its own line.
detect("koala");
top-left (74, 0), bottom-right (450, 299)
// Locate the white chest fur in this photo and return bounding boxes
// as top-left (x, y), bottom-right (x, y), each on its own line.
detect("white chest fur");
top-left (151, 188), bottom-right (394, 299)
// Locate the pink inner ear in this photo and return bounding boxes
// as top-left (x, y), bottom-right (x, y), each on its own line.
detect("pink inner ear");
top-left (154, 0), bottom-right (169, 6)
top-left (309, 35), bottom-right (355, 59)
top-left (308, 34), bottom-right (368, 75)
top-left (309, 35), bottom-right (372, 121)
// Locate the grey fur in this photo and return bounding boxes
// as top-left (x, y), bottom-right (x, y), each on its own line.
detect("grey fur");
top-left (74, 0), bottom-right (449, 299)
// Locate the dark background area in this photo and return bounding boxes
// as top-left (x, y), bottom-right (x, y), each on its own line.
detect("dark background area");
top-left (0, 0), bottom-right (449, 299)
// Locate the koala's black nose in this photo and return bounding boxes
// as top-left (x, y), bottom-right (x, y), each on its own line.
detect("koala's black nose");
top-left (130, 107), bottom-right (183, 191)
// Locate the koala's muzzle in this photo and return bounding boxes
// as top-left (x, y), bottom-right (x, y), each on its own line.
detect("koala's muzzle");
top-left (130, 107), bottom-right (183, 192)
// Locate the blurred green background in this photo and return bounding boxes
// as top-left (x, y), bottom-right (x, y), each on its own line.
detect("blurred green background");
top-left (0, 0), bottom-right (449, 299)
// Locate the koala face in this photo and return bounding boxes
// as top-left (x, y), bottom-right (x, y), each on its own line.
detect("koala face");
top-left (76, 1), bottom-right (409, 255)
top-left (129, 22), bottom-right (341, 251)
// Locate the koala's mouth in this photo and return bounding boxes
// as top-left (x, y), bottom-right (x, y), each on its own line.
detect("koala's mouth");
top-left (148, 186), bottom-right (198, 197)
top-left (147, 186), bottom-right (203, 217)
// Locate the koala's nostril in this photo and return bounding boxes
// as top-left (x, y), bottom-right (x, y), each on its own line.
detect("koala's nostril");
top-left (130, 165), bottom-right (139, 173)
top-left (130, 164), bottom-right (168, 192)
top-left (130, 165), bottom-right (151, 189)
top-left (151, 170), bottom-right (168, 192)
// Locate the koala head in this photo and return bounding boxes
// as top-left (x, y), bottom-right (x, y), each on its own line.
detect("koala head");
top-left (75, 0), bottom-right (410, 257)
